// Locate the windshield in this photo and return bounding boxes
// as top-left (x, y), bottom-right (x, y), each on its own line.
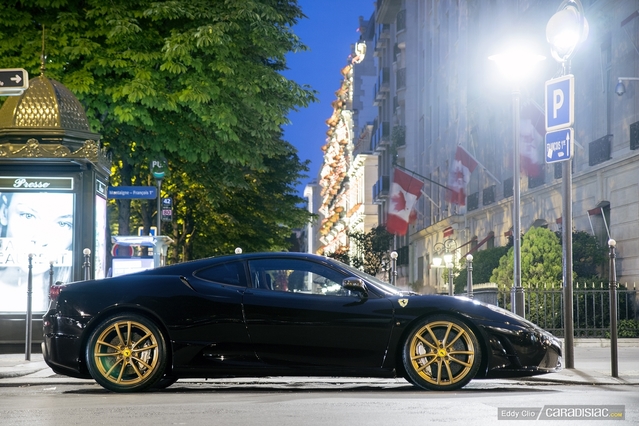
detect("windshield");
top-left (335, 261), bottom-right (405, 296)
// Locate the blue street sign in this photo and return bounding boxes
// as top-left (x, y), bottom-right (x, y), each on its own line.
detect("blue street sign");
top-left (107, 186), bottom-right (157, 199)
top-left (545, 75), bottom-right (574, 131)
top-left (545, 128), bottom-right (573, 163)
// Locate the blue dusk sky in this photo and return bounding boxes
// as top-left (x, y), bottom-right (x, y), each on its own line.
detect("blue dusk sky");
top-left (283, 0), bottom-right (375, 198)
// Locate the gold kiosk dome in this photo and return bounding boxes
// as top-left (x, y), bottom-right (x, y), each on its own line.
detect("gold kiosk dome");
top-left (0, 74), bottom-right (108, 170)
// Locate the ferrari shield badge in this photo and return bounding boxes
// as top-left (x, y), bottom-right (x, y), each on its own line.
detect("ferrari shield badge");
top-left (398, 298), bottom-right (408, 308)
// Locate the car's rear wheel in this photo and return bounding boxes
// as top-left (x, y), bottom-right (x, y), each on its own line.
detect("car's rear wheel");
top-left (86, 313), bottom-right (167, 392)
top-left (402, 315), bottom-right (481, 391)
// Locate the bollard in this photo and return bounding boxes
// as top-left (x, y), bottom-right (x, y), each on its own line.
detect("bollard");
top-left (83, 248), bottom-right (91, 281)
top-left (390, 251), bottom-right (398, 286)
top-left (48, 260), bottom-right (54, 296)
top-left (25, 254), bottom-right (33, 361)
top-left (466, 254), bottom-right (474, 299)
top-left (608, 239), bottom-right (618, 378)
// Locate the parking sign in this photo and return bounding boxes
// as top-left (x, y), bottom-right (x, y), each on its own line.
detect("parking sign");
top-left (545, 75), bottom-right (574, 131)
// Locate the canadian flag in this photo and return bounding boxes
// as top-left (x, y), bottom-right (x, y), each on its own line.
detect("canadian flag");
top-left (520, 103), bottom-right (545, 177)
top-left (387, 168), bottom-right (424, 235)
top-left (446, 146), bottom-right (478, 206)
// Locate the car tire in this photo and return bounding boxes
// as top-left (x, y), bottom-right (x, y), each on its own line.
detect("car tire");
top-left (402, 314), bottom-right (481, 391)
top-left (153, 375), bottom-right (178, 390)
top-left (86, 313), bottom-right (167, 392)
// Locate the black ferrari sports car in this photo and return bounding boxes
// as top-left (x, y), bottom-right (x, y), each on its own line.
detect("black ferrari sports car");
top-left (42, 252), bottom-right (561, 393)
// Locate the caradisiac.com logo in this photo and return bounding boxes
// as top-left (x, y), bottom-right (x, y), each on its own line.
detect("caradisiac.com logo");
top-left (498, 405), bottom-right (625, 420)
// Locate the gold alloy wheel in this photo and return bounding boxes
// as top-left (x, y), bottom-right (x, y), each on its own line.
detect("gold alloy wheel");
top-left (408, 320), bottom-right (476, 387)
top-left (92, 320), bottom-right (160, 386)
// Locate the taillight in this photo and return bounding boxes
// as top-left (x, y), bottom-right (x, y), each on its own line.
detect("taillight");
top-left (49, 283), bottom-right (63, 302)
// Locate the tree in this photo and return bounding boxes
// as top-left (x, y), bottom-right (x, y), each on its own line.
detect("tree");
top-left (454, 245), bottom-right (509, 293)
top-left (561, 230), bottom-right (607, 281)
top-left (0, 0), bottom-right (316, 259)
top-left (490, 226), bottom-right (563, 287)
top-left (348, 226), bottom-right (394, 276)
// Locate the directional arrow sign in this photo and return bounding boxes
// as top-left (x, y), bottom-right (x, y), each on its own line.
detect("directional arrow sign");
top-left (0, 68), bottom-right (29, 95)
top-left (545, 128), bottom-right (573, 163)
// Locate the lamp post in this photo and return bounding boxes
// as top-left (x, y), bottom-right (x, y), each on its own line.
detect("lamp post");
top-left (608, 239), bottom-right (618, 378)
top-left (466, 254), bottom-right (474, 299)
top-left (431, 239), bottom-right (457, 296)
top-left (390, 251), bottom-right (398, 286)
top-left (546, 0), bottom-right (588, 371)
top-left (489, 44), bottom-right (545, 317)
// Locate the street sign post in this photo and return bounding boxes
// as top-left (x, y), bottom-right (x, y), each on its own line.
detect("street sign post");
top-left (545, 128), bottom-right (573, 163)
top-left (107, 186), bottom-right (157, 199)
top-left (545, 74), bottom-right (574, 132)
top-left (0, 68), bottom-right (29, 96)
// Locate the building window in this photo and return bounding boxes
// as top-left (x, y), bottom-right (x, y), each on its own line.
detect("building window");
top-left (630, 120), bottom-right (639, 150)
top-left (467, 192), bottom-right (479, 211)
top-left (503, 177), bottom-right (513, 198)
top-left (483, 185), bottom-right (495, 205)
top-left (528, 169), bottom-right (545, 189)
top-left (589, 134), bottom-right (612, 166)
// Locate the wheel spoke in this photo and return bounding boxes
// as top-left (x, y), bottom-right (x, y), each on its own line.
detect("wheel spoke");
top-left (445, 329), bottom-right (465, 349)
top-left (128, 359), bottom-right (145, 378)
top-left (131, 355), bottom-right (153, 371)
top-left (105, 358), bottom-right (124, 378)
top-left (416, 334), bottom-right (438, 350)
top-left (425, 325), bottom-right (439, 344)
top-left (95, 340), bottom-right (119, 351)
top-left (126, 321), bottom-right (132, 346)
top-left (442, 322), bottom-right (453, 346)
top-left (436, 360), bottom-right (443, 384)
top-left (449, 356), bottom-right (473, 368)
top-left (131, 332), bottom-right (153, 350)
top-left (443, 359), bottom-right (455, 382)
top-left (114, 323), bottom-right (126, 346)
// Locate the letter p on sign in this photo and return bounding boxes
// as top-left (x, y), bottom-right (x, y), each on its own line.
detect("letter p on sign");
top-left (545, 75), bottom-right (574, 131)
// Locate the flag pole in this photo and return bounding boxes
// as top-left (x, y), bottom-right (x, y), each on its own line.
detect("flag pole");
top-left (394, 164), bottom-right (450, 191)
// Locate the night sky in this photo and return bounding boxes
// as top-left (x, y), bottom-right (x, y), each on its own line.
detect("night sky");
top-left (283, 0), bottom-right (375, 199)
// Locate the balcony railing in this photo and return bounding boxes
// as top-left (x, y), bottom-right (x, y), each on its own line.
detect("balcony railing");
top-left (371, 121), bottom-right (390, 152)
top-left (373, 24), bottom-right (390, 56)
top-left (373, 68), bottom-right (390, 106)
top-left (372, 175), bottom-right (390, 203)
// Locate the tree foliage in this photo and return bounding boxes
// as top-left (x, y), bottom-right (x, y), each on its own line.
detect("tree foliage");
top-left (490, 226), bottom-right (563, 287)
top-left (454, 245), bottom-right (509, 293)
top-left (325, 226), bottom-right (394, 277)
top-left (0, 0), bottom-right (316, 259)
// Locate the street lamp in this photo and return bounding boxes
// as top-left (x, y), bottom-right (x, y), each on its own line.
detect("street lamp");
top-left (615, 77), bottom-right (639, 96)
top-left (390, 251), bottom-right (398, 286)
top-left (466, 254), bottom-right (474, 299)
top-left (431, 239), bottom-right (457, 296)
top-left (489, 44), bottom-right (545, 317)
top-left (546, 0), bottom-right (588, 371)
top-left (608, 239), bottom-right (618, 378)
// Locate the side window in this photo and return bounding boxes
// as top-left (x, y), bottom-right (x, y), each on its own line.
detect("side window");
top-left (194, 261), bottom-right (247, 287)
top-left (248, 259), bottom-right (350, 296)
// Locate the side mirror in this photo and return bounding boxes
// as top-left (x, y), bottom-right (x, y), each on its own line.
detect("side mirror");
top-left (342, 277), bottom-right (368, 298)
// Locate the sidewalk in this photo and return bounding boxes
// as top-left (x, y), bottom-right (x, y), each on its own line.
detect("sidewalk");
top-left (1, 343), bottom-right (638, 388)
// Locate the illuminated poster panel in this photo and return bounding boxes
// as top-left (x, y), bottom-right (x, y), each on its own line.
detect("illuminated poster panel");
top-left (0, 192), bottom-right (74, 312)
top-left (94, 191), bottom-right (107, 280)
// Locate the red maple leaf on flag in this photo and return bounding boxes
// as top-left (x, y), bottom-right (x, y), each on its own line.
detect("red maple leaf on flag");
top-left (391, 191), bottom-right (407, 211)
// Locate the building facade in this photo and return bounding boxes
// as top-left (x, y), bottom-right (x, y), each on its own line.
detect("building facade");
top-left (305, 15), bottom-right (379, 259)
top-left (308, 0), bottom-right (639, 292)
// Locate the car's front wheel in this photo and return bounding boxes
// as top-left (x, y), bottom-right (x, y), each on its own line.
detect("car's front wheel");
top-left (86, 313), bottom-right (167, 392)
top-left (402, 315), bottom-right (481, 391)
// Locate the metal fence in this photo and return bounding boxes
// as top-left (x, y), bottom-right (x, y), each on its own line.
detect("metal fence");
top-left (495, 282), bottom-right (638, 337)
